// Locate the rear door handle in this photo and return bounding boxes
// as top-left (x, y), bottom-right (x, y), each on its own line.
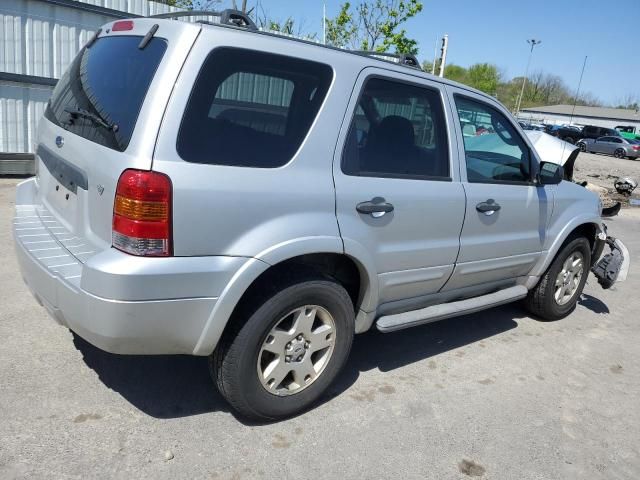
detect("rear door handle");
top-left (476, 199), bottom-right (501, 215)
top-left (356, 198), bottom-right (394, 218)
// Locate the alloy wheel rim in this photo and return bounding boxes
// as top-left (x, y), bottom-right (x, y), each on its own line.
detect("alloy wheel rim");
top-left (554, 252), bottom-right (584, 306)
top-left (257, 305), bottom-right (336, 396)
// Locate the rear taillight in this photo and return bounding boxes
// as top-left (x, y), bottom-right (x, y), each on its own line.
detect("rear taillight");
top-left (632, 145), bottom-right (640, 151)
top-left (112, 169), bottom-right (172, 256)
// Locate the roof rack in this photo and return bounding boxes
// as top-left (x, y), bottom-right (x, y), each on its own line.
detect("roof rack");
top-left (149, 10), bottom-right (423, 73)
top-left (353, 51), bottom-right (423, 71)
top-left (149, 9), bottom-right (258, 31)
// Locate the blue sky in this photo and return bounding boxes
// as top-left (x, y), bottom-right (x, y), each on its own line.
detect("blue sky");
top-left (249, 0), bottom-right (639, 106)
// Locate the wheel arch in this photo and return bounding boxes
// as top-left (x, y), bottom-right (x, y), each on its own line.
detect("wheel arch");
top-left (531, 219), bottom-right (602, 278)
top-left (192, 248), bottom-right (377, 355)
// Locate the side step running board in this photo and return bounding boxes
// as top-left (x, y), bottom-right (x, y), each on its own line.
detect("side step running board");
top-left (376, 285), bottom-right (528, 333)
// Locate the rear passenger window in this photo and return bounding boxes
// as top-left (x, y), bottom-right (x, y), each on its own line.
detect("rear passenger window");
top-left (455, 95), bottom-right (531, 184)
top-left (178, 48), bottom-right (332, 167)
top-left (342, 77), bottom-right (450, 179)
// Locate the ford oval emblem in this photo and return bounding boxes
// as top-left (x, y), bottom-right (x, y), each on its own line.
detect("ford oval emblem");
top-left (55, 136), bottom-right (64, 148)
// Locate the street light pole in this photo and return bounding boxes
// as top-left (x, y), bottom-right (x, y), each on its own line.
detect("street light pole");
top-left (515, 39), bottom-right (541, 117)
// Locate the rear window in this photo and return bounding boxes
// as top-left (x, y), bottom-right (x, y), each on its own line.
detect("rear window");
top-left (177, 48), bottom-right (333, 168)
top-left (45, 36), bottom-right (167, 152)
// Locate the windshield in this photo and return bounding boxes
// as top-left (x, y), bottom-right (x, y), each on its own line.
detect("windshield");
top-left (44, 36), bottom-right (167, 152)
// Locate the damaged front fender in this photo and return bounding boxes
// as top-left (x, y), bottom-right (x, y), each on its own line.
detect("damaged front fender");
top-left (591, 228), bottom-right (630, 288)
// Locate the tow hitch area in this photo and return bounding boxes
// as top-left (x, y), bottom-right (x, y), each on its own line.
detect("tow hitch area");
top-left (592, 235), bottom-right (630, 289)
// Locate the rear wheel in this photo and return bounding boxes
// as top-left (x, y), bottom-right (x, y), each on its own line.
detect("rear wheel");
top-left (614, 148), bottom-right (625, 159)
top-left (211, 276), bottom-right (354, 421)
top-left (524, 237), bottom-right (591, 321)
top-left (578, 142), bottom-right (586, 152)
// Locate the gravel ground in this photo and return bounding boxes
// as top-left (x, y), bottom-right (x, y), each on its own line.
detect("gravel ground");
top-left (572, 151), bottom-right (640, 206)
top-left (1, 177), bottom-right (640, 480)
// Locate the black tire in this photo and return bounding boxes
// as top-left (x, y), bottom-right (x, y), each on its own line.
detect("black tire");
top-left (578, 142), bottom-right (586, 152)
top-left (614, 148), bottom-right (625, 159)
top-left (211, 276), bottom-right (354, 421)
top-left (524, 237), bottom-right (591, 321)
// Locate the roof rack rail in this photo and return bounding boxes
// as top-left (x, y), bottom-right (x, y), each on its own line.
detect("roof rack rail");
top-left (353, 51), bottom-right (422, 71)
top-left (149, 9), bottom-right (258, 31)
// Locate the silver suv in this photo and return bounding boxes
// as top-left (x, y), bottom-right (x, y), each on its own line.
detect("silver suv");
top-left (13, 12), bottom-right (626, 420)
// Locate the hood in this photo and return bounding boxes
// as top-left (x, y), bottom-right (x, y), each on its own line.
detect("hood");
top-left (525, 130), bottom-right (579, 181)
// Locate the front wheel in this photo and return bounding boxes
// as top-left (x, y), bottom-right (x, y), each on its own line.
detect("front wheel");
top-left (211, 276), bottom-right (355, 421)
top-left (578, 142), bottom-right (586, 152)
top-left (524, 237), bottom-right (591, 321)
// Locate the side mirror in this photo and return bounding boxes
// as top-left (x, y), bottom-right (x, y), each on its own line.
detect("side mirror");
top-left (537, 161), bottom-right (564, 185)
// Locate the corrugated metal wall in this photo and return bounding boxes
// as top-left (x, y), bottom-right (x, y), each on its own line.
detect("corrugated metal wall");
top-left (75, 0), bottom-right (180, 17)
top-left (217, 72), bottom-right (295, 107)
top-left (0, 81), bottom-right (51, 154)
top-left (0, 0), bottom-right (181, 154)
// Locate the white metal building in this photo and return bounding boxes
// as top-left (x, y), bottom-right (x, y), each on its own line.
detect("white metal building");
top-left (0, 0), bottom-right (185, 172)
top-left (519, 104), bottom-right (640, 131)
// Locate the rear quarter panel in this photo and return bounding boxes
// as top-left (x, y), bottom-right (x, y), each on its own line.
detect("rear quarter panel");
top-left (152, 28), bottom-right (366, 261)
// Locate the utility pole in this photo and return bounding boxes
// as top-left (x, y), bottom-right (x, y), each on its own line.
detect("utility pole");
top-left (514, 38), bottom-right (541, 117)
top-left (438, 34), bottom-right (448, 78)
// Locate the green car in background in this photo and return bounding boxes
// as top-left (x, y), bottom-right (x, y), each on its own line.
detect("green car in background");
top-left (616, 126), bottom-right (640, 140)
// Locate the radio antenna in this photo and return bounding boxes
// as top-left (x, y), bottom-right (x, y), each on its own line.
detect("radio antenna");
top-left (561, 56), bottom-right (588, 163)
top-left (569, 56), bottom-right (588, 125)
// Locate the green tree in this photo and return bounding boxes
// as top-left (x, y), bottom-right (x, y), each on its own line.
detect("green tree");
top-left (325, 3), bottom-right (357, 48)
top-left (325, 0), bottom-right (423, 54)
top-left (443, 64), bottom-right (468, 83)
top-left (259, 17), bottom-right (317, 40)
top-left (466, 63), bottom-right (500, 95)
top-left (254, 4), bottom-right (317, 39)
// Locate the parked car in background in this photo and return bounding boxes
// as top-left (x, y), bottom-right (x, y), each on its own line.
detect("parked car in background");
top-left (518, 121), bottom-right (545, 131)
top-left (577, 136), bottom-right (640, 159)
top-left (581, 125), bottom-right (621, 141)
top-left (546, 125), bottom-right (583, 144)
top-left (615, 126), bottom-right (640, 141)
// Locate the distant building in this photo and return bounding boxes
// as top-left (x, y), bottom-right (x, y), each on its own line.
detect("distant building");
top-left (519, 104), bottom-right (640, 131)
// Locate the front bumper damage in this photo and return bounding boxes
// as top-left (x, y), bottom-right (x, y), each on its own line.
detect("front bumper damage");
top-left (591, 226), bottom-right (630, 289)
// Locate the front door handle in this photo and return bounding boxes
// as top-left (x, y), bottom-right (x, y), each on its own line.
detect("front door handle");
top-left (356, 198), bottom-right (394, 218)
top-left (476, 199), bottom-right (501, 215)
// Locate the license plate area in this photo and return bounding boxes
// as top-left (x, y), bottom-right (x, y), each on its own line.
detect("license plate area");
top-left (37, 144), bottom-right (87, 194)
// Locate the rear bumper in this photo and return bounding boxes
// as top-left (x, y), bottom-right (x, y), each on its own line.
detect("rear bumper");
top-left (13, 178), bottom-right (245, 355)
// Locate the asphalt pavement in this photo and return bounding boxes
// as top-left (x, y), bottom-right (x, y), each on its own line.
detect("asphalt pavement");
top-left (1, 177), bottom-right (639, 479)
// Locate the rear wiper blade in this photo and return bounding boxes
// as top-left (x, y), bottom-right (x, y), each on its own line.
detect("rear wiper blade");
top-left (64, 107), bottom-right (119, 132)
